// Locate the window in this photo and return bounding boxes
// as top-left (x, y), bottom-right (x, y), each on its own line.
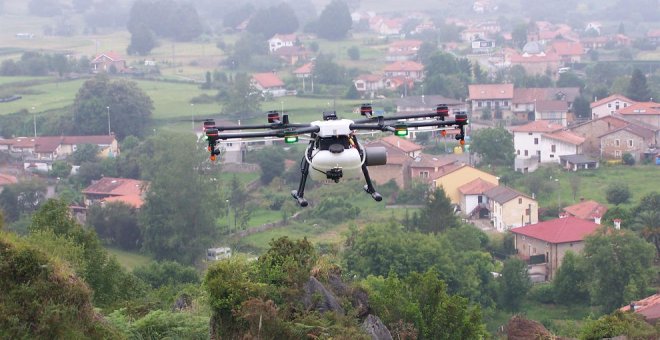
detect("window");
top-left (614, 139), bottom-right (620, 147)
top-left (478, 195), bottom-right (483, 203)
top-left (628, 139), bottom-right (633, 147)
top-left (517, 150), bottom-right (520, 155)
top-left (477, 101), bottom-right (482, 107)
top-left (420, 171), bottom-right (429, 178)
top-left (608, 103), bottom-right (612, 108)
top-left (528, 132), bottom-right (532, 136)
top-left (550, 154), bottom-right (554, 158)
top-left (524, 150), bottom-right (528, 156)
top-left (526, 208), bottom-right (530, 215)
top-left (615, 150), bottom-right (621, 158)
top-left (518, 198), bottom-right (522, 204)
top-left (551, 145), bottom-right (556, 152)
top-left (534, 138), bottom-right (538, 145)
top-left (503, 100), bottom-right (509, 106)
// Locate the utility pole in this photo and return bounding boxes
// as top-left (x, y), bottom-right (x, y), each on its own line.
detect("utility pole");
top-left (106, 106), bottom-right (111, 135)
top-left (31, 106), bottom-right (36, 137)
top-left (191, 103), bottom-right (195, 132)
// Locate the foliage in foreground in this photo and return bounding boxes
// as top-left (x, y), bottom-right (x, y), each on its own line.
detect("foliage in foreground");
top-left (0, 234), bottom-right (122, 339)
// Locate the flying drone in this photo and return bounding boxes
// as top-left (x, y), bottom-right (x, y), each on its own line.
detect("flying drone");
top-left (203, 104), bottom-right (469, 207)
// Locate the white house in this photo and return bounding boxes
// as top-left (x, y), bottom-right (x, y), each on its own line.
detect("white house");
top-left (590, 94), bottom-right (636, 119)
top-left (540, 130), bottom-right (585, 163)
top-left (512, 120), bottom-right (563, 173)
top-left (268, 34), bottom-right (297, 53)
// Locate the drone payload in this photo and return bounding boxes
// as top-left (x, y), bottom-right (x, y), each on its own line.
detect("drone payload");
top-left (203, 105), bottom-right (469, 207)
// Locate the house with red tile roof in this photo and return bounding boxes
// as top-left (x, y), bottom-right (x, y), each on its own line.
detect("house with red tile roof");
top-left (458, 178), bottom-right (498, 218)
top-left (563, 199), bottom-right (607, 224)
top-left (616, 102), bottom-right (660, 129)
top-left (383, 61), bottom-right (424, 80)
top-left (599, 124), bottom-right (657, 162)
top-left (380, 135), bottom-right (422, 158)
top-left (647, 29), bottom-right (660, 46)
top-left (363, 140), bottom-right (411, 188)
top-left (0, 173), bottom-right (18, 189)
top-left (468, 83), bottom-right (514, 119)
top-left (484, 185), bottom-right (538, 232)
top-left (620, 293), bottom-right (660, 324)
top-left (82, 177), bottom-right (148, 208)
top-left (512, 87), bottom-right (580, 122)
top-left (273, 46), bottom-right (308, 65)
top-left (293, 62), bottom-right (314, 92)
top-left (91, 52), bottom-right (127, 73)
top-left (540, 129), bottom-right (585, 163)
top-left (511, 120), bottom-right (563, 172)
top-left (507, 49), bottom-right (561, 76)
top-left (511, 216), bottom-right (600, 280)
top-left (549, 40), bottom-right (585, 64)
top-left (252, 73), bottom-right (286, 98)
top-left (590, 94), bottom-right (636, 119)
top-left (409, 154), bottom-right (459, 183)
top-left (0, 135), bottom-right (118, 163)
top-left (535, 100), bottom-right (570, 126)
top-left (353, 74), bottom-right (387, 96)
top-left (386, 40), bottom-right (423, 61)
top-left (432, 164), bottom-right (499, 204)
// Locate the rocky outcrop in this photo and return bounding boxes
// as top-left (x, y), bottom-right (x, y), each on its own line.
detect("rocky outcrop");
top-left (362, 314), bottom-right (393, 340)
top-left (302, 276), bottom-right (344, 314)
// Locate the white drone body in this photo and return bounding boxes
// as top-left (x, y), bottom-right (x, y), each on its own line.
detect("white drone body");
top-left (307, 119), bottom-right (365, 181)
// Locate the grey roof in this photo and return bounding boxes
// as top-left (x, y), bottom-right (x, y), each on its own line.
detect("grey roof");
top-left (559, 154), bottom-right (598, 164)
top-left (523, 41), bottom-right (544, 54)
top-left (484, 185), bottom-right (529, 204)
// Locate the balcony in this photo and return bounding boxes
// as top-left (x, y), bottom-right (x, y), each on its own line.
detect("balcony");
top-left (515, 155), bottom-right (540, 172)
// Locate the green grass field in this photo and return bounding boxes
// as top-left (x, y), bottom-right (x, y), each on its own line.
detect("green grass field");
top-left (106, 247), bottom-right (152, 271)
top-left (521, 164), bottom-right (660, 210)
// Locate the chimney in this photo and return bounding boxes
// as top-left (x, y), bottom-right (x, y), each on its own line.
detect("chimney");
top-left (613, 218), bottom-right (621, 229)
top-left (594, 215), bottom-right (601, 225)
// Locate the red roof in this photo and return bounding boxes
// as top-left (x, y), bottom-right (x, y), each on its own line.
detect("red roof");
top-left (82, 177), bottom-right (147, 197)
top-left (510, 120), bottom-right (563, 133)
top-left (550, 40), bottom-right (585, 56)
top-left (617, 102), bottom-right (660, 115)
top-left (92, 51), bottom-right (124, 63)
top-left (356, 74), bottom-right (383, 82)
top-left (542, 130), bottom-right (585, 145)
top-left (590, 94), bottom-right (636, 109)
top-left (458, 178), bottom-right (497, 195)
top-left (383, 61), bottom-right (424, 72)
top-left (380, 135), bottom-right (422, 153)
top-left (510, 216), bottom-right (599, 244)
top-left (468, 83), bottom-right (514, 100)
top-left (563, 200), bottom-right (607, 220)
top-left (269, 33), bottom-right (297, 42)
top-left (252, 73), bottom-right (284, 88)
top-left (388, 39), bottom-right (423, 50)
top-left (294, 63), bottom-right (313, 75)
top-left (510, 51), bottom-right (561, 63)
top-left (647, 29), bottom-right (660, 38)
top-left (103, 195), bottom-right (144, 208)
top-left (620, 293), bottom-right (660, 322)
top-left (0, 173), bottom-right (18, 186)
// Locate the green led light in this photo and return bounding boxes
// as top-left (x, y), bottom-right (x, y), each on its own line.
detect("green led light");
top-left (394, 128), bottom-right (408, 136)
top-left (203, 135), bottom-right (209, 141)
top-left (284, 135), bottom-right (298, 143)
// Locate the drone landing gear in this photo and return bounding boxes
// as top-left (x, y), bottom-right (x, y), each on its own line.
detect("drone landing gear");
top-left (361, 163), bottom-right (382, 202)
top-left (291, 150), bottom-right (312, 207)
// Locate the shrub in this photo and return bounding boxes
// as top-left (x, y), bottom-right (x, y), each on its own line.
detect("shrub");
top-left (529, 283), bottom-right (555, 304)
top-left (622, 152), bottom-right (635, 165)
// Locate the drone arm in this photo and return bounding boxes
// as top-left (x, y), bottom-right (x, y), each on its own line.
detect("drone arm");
top-left (353, 111), bottom-right (444, 124)
top-left (217, 126), bottom-right (320, 140)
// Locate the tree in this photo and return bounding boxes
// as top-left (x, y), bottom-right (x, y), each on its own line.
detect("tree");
top-left (50, 160), bottom-right (72, 179)
top-left (248, 146), bottom-right (285, 184)
top-left (579, 311), bottom-right (658, 340)
top-left (133, 261), bottom-right (200, 288)
top-left (470, 127), bottom-right (515, 167)
top-left (127, 0), bottom-right (202, 41)
top-left (139, 132), bottom-right (220, 264)
top-left (557, 72), bottom-right (585, 89)
top-left (71, 143), bottom-right (100, 165)
top-left (222, 73), bottom-right (262, 116)
top-left (606, 183), bottom-right (631, 205)
top-left (246, 3), bottom-right (298, 38)
top-left (572, 95), bottom-right (591, 120)
top-left (347, 46), bottom-right (360, 60)
top-left (498, 257), bottom-right (531, 311)
top-left (73, 75), bottom-right (153, 139)
top-left (416, 187), bottom-right (460, 233)
top-left (552, 251), bottom-right (589, 304)
top-left (622, 152), bottom-right (635, 165)
top-left (583, 228), bottom-right (656, 311)
top-left (0, 179), bottom-right (47, 222)
top-left (345, 83), bottom-right (360, 99)
top-left (316, 0), bottom-right (352, 40)
top-left (632, 210), bottom-right (660, 255)
top-left (127, 23), bottom-right (157, 55)
top-left (511, 23), bottom-right (528, 49)
top-left (626, 69), bottom-right (651, 102)
top-left (87, 202), bottom-right (142, 250)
